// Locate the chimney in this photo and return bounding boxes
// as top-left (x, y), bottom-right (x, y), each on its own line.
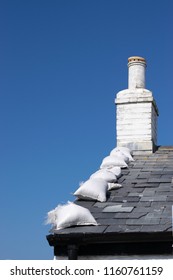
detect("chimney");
top-left (115, 56), bottom-right (159, 154)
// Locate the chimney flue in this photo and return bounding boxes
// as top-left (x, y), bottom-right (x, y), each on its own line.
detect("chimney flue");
top-left (128, 56), bottom-right (146, 89)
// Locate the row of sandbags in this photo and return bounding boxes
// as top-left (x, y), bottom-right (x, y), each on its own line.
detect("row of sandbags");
top-left (73, 146), bottom-right (134, 202)
top-left (46, 147), bottom-right (134, 230)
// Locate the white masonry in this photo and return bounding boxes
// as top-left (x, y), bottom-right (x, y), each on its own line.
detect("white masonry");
top-left (115, 56), bottom-right (159, 154)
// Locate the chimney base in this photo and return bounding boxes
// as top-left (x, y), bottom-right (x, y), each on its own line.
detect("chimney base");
top-left (115, 88), bottom-right (159, 154)
top-left (117, 141), bottom-right (158, 155)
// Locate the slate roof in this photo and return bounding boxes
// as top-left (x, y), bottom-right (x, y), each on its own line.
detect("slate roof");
top-left (47, 146), bottom-right (173, 257)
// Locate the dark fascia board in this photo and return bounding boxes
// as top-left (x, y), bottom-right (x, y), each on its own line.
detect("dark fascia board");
top-left (48, 232), bottom-right (173, 257)
top-left (54, 241), bottom-right (172, 257)
top-left (47, 231), bottom-right (173, 247)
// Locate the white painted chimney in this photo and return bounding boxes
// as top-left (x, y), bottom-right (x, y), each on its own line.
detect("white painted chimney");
top-left (115, 56), bottom-right (159, 154)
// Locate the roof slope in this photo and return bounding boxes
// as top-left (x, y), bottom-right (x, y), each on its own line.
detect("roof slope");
top-left (47, 146), bottom-right (173, 256)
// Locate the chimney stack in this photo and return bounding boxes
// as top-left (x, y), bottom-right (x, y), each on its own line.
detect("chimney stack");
top-left (115, 56), bottom-right (159, 154)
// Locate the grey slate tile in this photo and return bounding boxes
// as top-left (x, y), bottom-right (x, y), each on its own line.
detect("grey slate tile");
top-left (142, 190), bottom-right (155, 196)
top-left (128, 192), bottom-right (143, 197)
top-left (140, 195), bottom-right (167, 202)
top-left (122, 202), bottom-right (139, 207)
top-left (160, 212), bottom-right (172, 217)
top-left (110, 191), bottom-right (129, 196)
top-left (130, 187), bottom-right (145, 192)
top-left (142, 168), bottom-right (164, 172)
top-left (151, 171), bottom-right (164, 175)
top-left (165, 226), bottom-right (172, 232)
top-left (93, 213), bottom-right (116, 219)
top-left (167, 196), bottom-right (173, 201)
top-left (123, 196), bottom-right (140, 202)
top-left (125, 225), bottom-right (143, 232)
top-left (105, 225), bottom-right (127, 233)
top-left (137, 201), bottom-right (152, 207)
top-left (164, 168), bottom-right (173, 172)
top-left (161, 175), bottom-right (173, 179)
top-left (118, 177), bottom-right (126, 183)
top-left (90, 207), bottom-right (104, 213)
top-left (158, 183), bottom-right (173, 188)
top-left (93, 202), bottom-right (120, 208)
top-left (74, 200), bottom-right (95, 207)
top-left (147, 178), bottom-right (163, 183)
top-left (151, 202), bottom-right (166, 207)
top-left (103, 205), bottom-right (134, 213)
top-left (153, 177), bottom-right (171, 183)
top-left (133, 207), bottom-right (150, 213)
top-left (139, 197), bottom-right (154, 202)
top-left (150, 175), bottom-right (162, 179)
top-left (145, 212), bottom-right (162, 218)
top-left (111, 219), bottom-right (128, 225)
top-left (114, 213), bottom-right (130, 218)
top-left (121, 170), bottom-right (130, 175)
top-left (156, 191), bottom-right (172, 195)
top-left (126, 217), bottom-right (160, 225)
top-left (140, 225), bottom-right (168, 232)
top-left (159, 218), bottom-right (172, 225)
top-left (162, 206), bottom-right (172, 212)
top-left (128, 212), bottom-right (147, 219)
top-left (134, 183), bottom-right (160, 188)
top-left (161, 171), bottom-right (173, 175)
top-left (53, 225), bottom-right (107, 234)
top-left (128, 179), bottom-right (149, 184)
top-left (96, 218), bottom-right (121, 226)
top-left (110, 196), bottom-right (126, 202)
top-left (137, 174), bottom-right (151, 179)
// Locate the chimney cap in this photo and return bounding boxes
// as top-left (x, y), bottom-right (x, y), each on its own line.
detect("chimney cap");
top-left (128, 56), bottom-right (146, 64)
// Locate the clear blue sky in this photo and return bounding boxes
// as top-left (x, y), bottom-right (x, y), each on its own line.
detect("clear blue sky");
top-left (0, 0), bottom-right (173, 260)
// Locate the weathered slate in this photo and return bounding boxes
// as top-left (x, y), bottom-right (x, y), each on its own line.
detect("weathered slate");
top-left (47, 146), bottom-right (173, 256)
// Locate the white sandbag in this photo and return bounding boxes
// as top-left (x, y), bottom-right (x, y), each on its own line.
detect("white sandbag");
top-left (74, 178), bottom-right (108, 202)
top-left (112, 147), bottom-right (134, 162)
top-left (108, 183), bottom-right (122, 190)
top-left (105, 166), bottom-right (122, 178)
top-left (90, 169), bottom-right (117, 183)
top-left (100, 155), bottom-right (128, 169)
top-left (46, 202), bottom-right (98, 230)
top-left (110, 150), bottom-right (129, 163)
top-left (116, 146), bottom-right (132, 154)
